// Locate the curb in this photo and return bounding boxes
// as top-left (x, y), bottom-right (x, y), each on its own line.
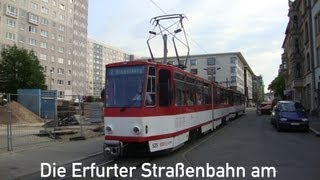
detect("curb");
top-left (310, 127), bottom-right (320, 137)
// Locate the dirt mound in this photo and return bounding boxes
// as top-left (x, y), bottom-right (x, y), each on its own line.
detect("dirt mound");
top-left (0, 101), bottom-right (43, 124)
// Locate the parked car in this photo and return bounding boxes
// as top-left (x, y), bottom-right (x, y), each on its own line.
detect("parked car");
top-left (272, 101), bottom-right (309, 132)
top-left (256, 101), bottom-right (272, 115)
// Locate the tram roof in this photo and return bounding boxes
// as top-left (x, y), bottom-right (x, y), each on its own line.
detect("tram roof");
top-left (105, 60), bottom-right (242, 93)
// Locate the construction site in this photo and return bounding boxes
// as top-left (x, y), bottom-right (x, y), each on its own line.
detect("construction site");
top-left (0, 98), bottom-right (104, 152)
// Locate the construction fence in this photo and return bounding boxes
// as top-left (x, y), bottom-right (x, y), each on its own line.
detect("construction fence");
top-left (0, 93), bottom-right (104, 152)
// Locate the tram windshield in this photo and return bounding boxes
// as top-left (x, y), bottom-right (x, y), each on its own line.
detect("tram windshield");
top-left (106, 65), bottom-right (145, 108)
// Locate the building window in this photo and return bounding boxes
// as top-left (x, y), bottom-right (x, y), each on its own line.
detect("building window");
top-left (41, 7), bottom-right (49, 14)
top-left (206, 67), bottom-right (216, 75)
top-left (40, 30), bottom-right (48, 37)
top-left (230, 57), bottom-right (237, 64)
top-left (60, 4), bottom-right (65, 10)
top-left (29, 38), bottom-right (36, 46)
top-left (230, 67), bottom-right (236, 73)
top-left (40, 42), bottom-right (48, 49)
top-left (231, 76), bottom-right (237, 82)
top-left (41, 18), bottom-right (49, 25)
top-left (58, 68), bottom-right (64, 74)
top-left (6, 5), bottom-right (18, 18)
top-left (28, 26), bottom-right (37, 33)
top-left (6, 19), bottom-right (16, 28)
top-left (39, 54), bottom-right (47, 60)
top-left (58, 57), bottom-right (64, 64)
top-left (190, 59), bottom-right (197, 66)
top-left (59, 14), bottom-right (65, 21)
top-left (58, 46), bottom-right (64, 53)
top-left (5, 32), bottom-right (16, 41)
top-left (30, 2), bottom-right (38, 9)
top-left (58, 35), bottom-right (65, 42)
top-left (58, 91), bottom-right (65, 98)
top-left (28, 13), bottom-right (39, 24)
top-left (59, 25), bottom-right (65, 31)
top-left (307, 53), bottom-right (310, 72)
top-left (190, 69), bottom-right (198, 74)
top-left (207, 57), bottom-right (215, 65)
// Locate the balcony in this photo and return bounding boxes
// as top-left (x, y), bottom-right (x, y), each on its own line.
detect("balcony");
top-left (28, 12), bottom-right (39, 25)
top-left (5, 5), bottom-right (18, 19)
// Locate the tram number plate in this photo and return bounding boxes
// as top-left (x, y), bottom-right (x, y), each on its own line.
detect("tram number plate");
top-left (291, 123), bottom-right (300, 126)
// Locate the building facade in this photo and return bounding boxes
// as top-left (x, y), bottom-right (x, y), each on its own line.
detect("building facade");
top-left (154, 52), bottom-right (256, 105)
top-left (281, 0), bottom-right (320, 112)
top-left (86, 38), bottom-right (130, 96)
top-left (0, 0), bottom-right (88, 98)
top-left (252, 75), bottom-right (265, 103)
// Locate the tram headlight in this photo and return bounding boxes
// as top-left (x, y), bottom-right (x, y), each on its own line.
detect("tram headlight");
top-left (105, 125), bottom-right (113, 133)
top-left (133, 126), bottom-right (141, 134)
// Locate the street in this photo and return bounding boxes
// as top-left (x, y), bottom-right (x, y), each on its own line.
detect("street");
top-left (22, 108), bottom-right (320, 180)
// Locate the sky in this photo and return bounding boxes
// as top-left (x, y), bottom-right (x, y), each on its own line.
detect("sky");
top-left (88, 0), bottom-right (289, 92)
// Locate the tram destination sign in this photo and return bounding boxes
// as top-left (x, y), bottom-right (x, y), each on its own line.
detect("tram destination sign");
top-left (107, 66), bottom-right (145, 76)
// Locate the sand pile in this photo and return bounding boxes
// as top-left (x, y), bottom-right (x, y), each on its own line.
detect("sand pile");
top-left (0, 101), bottom-right (43, 124)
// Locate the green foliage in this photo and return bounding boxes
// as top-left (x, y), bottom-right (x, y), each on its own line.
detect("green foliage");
top-left (268, 75), bottom-right (285, 98)
top-left (0, 45), bottom-right (46, 94)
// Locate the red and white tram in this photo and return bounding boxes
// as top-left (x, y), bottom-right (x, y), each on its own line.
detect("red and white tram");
top-left (103, 60), bottom-right (245, 156)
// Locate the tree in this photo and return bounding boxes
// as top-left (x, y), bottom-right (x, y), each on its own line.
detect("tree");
top-left (0, 45), bottom-right (46, 94)
top-left (268, 75), bottom-right (285, 98)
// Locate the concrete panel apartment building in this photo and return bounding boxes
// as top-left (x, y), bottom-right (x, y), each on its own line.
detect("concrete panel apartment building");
top-left (155, 52), bottom-right (257, 106)
top-left (86, 38), bottom-right (130, 96)
top-left (0, 0), bottom-right (88, 98)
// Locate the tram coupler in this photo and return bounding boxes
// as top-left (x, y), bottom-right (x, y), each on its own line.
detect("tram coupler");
top-left (103, 140), bottom-right (123, 157)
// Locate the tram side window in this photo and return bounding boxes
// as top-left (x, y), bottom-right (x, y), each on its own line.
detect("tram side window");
top-left (196, 83), bottom-right (203, 105)
top-left (185, 77), bottom-right (196, 106)
top-left (145, 67), bottom-right (156, 106)
top-left (174, 80), bottom-right (185, 106)
top-left (159, 69), bottom-right (172, 107)
top-left (203, 83), bottom-right (211, 104)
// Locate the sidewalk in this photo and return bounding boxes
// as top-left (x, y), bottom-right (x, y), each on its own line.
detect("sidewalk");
top-left (0, 136), bottom-right (104, 179)
top-left (309, 115), bottom-right (320, 136)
